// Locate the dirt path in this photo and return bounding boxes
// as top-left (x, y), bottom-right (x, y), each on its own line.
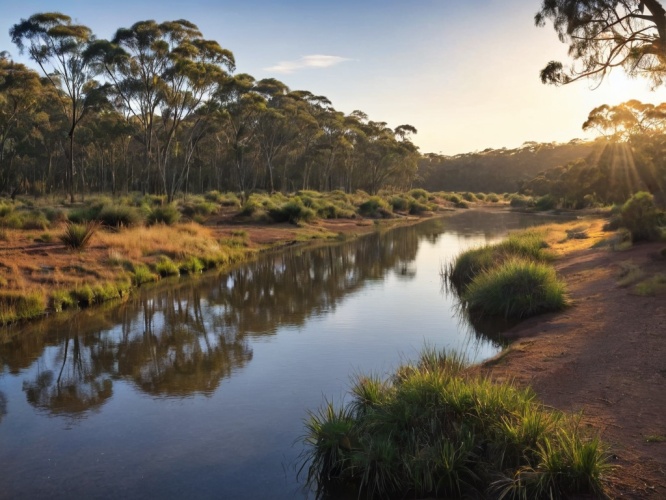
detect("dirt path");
top-left (481, 241), bottom-right (666, 498)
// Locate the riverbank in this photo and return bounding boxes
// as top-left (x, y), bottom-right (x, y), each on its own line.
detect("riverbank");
top-left (479, 220), bottom-right (666, 498)
top-left (0, 197), bottom-right (451, 325)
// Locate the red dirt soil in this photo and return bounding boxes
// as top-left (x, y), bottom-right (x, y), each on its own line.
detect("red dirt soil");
top-left (481, 241), bottom-right (666, 498)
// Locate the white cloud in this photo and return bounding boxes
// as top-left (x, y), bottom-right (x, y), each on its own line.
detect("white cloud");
top-left (265, 55), bottom-right (350, 74)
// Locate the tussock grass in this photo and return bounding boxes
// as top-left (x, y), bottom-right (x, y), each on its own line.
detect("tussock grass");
top-left (300, 347), bottom-right (610, 499)
top-left (59, 222), bottom-right (98, 250)
top-left (154, 256), bottom-right (180, 277)
top-left (98, 204), bottom-right (143, 227)
top-left (0, 291), bottom-right (47, 324)
top-left (634, 273), bottom-right (666, 296)
top-left (464, 258), bottom-right (568, 319)
top-left (147, 204), bottom-right (181, 225)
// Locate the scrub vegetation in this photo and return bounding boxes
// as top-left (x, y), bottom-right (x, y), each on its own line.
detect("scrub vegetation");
top-left (300, 347), bottom-right (610, 499)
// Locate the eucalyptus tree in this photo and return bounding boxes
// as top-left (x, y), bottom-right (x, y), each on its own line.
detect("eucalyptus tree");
top-left (0, 55), bottom-right (43, 193)
top-left (88, 19), bottom-right (234, 200)
top-left (214, 73), bottom-right (264, 193)
top-left (10, 12), bottom-right (105, 202)
top-left (583, 100), bottom-right (666, 140)
top-left (536, 1), bottom-right (666, 87)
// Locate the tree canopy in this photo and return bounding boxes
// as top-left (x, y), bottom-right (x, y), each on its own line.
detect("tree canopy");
top-left (536, 0), bottom-right (666, 87)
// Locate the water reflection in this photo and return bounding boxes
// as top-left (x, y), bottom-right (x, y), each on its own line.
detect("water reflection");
top-left (0, 218), bottom-right (440, 416)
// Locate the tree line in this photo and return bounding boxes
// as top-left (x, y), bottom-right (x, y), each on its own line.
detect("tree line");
top-left (1, 13), bottom-right (419, 201)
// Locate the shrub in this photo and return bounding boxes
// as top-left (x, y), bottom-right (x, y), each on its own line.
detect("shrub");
top-left (535, 194), bottom-right (557, 211)
top-left (268, 199), bottom-right (316, 223)
top-left (408, 188), bottom-right (429, 200)
top-left (389, 195), bottom-right (410, 212)
top-left (510, 194), bottom-right (535, 208)
top-left (462, 191), bottom-right (478, 202)
top-left (358, 196), bottom-right (392, 218)
top-left (147, 204), bottom-right (181, 225)
top-left (20, 211), bottom-right (50, 230)
top-left (475, 192), bottom-right (487, 201)
top-left (301, 347), bottom-right (609, 499)
top-left (620, 191), bottom-right (663, 242)
top-left (59, 222), bottom-right (98, 250)
top-left (98, 204), bottom-right (143, 227)
top-left (463, 258), bottom-right (568, 319)
top-left (51, 290), bottom-right (76, 312)
top-left (487, 193), bottom-right (500, 203)
top-left (408, 199), bottom-right (429, 214)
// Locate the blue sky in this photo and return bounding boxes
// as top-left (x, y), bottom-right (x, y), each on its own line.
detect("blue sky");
top-left (3, 0), bottom-right (666, 155)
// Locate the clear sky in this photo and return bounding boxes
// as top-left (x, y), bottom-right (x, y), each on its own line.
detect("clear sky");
top-left (3, 0), bottom-right (666, 155)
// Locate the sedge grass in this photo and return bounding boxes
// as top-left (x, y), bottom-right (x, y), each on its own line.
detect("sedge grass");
top-left (300, 347), bottom-right (609, 499)
top-left (463, 258), bottom-right (568, 319)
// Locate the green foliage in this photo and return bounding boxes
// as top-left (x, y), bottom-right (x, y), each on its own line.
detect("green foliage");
top-left (178, 256), bottom-right (204, 275)
top-left (462, 191), bottom-right (477, 202)
top-left (154, 256), bottom-right (180, 277)
top-left (0, 203), bottom-right (13, 217)
top-left (301, 347), bottom-right (609, 499)
top-left (445, 230), bottom-right (550, 291)
top-left (180, 198), bottom-right (218, 218)
top-left (358, 196), bottom-right (392, 218)
top-left (59, 222), bottom-right (97, 250)
top-left (509, 194), bottom-right (535, 208)
top-left (131, 263), bottom-right (159, 286)
top-left (98, 204), bottom-right (143, 227)
top-left (486, 193), bottom-right (500, 203)
top-left (463, 258), bottom-right (568, 319)
top-left (147, 204), bottom-right (181, 225)
top-left (389, 195), bottom-right (410, 212)
top-left (51, 290), bottom-right (76, 312)
top-left (268, 198), bottom-right (316, 223)
top-left (535, 194), bottom-right (557, 211)
top-left (0, 291), bottom-right (47, 324)
top-left (20, 211), bottom-right (50, 230)
top-left (408, 188), bottom-right (429, 200)
top-left (620, 191), bottom-right (663, 242)
top-left (71, 285), bottom-right (95, 307)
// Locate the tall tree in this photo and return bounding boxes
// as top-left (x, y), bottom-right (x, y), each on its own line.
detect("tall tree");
top-left (10, 12), bottom-right (104, 202)
top-left (536, 1), bottom-right (666, 87)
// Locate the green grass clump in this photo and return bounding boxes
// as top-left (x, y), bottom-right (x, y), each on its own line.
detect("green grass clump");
top-left (59, 222), bottom-right (98, 250)
top-left (180, 199), bottom-right (218, 218)
top-left (634, 274), bottom-right (666, 296)
top-left (67, 204), bottom-right (103, 223)
top-left (446, 230), bottom-right (550, 291)
top-left (463, 258), bottom-right (568, 319)
top-left (131, 263), bottom-right (160, 286)
top-left (535, 194), bottom-right (558, 211)
top-left (445, 193), bottom-right (461, 204)
top-left (510, 194), bottom-right (535, 208)
top-left (300, 347), bottom-right (609, 499)
top-left (0, 202), bottom-right (13, 217)
top-left (154, 256), bottom-right (180, 277)
top-left (408, 188), bottom-right (429, 200)
top-left (358, 196), bottom-right (392, 218)
top-left (0, 291), bottom-right (47, 324)
top-left (487, 193), bottom-right (500, 203)
top-left (268, 198), bottom-right (316, 224)
top-left (70, 285), bottom-right (95, 307)
top-left (20, 211), bottom-right (50, 230)
top-left (51, 290), bottom-right (76, 312)
top-left (98, 204), bottom-right (143, 227)
top-left (178, 256), bottom-right (204, 275)
top-left (462, 191), bottom-right (478, 202)
top-left (389, 195), bottom-right (410, 212)
top-left (408, 199), bottom-right (430, 214)
top-left (147, 204), bottom-right (181, 225)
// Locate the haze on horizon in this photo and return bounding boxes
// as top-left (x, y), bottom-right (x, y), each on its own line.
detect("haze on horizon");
top-left (2, 0), bottom-right (666, 156)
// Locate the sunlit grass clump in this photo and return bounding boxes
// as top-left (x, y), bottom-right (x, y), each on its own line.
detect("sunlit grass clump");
top-left (0, 291), bottom-right (47, 324)
top-left (463, 258), bottom-right (568, 319)
top-left (59, 221), bottom-right (98, 250)
top-left (300, 347), bottom-right (610, 499)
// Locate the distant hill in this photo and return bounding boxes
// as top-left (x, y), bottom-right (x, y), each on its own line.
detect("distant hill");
top-left (418, 139), bottom-right (603, 193)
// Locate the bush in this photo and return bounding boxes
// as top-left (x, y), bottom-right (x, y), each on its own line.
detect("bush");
top-left (487, 193), bottom-right (500, 203)
top-left (510, 194), bottom-right (535, 208)
top-left (358, 196), bottom-right (392, 218)
top-left (463, 258), bottom-right (568, 319)
top-left (620, 191), bottom-right (663, 242)
top-left (131, 263), bottom-right (159, 286)
top-left (59, 222), bottom-right (98, 250)
top-left (147, 204), bottom-right (181, 226)
top-left (98, 204), bottom-right (143, 227)
top-left (389, 195), bottom-right (410, 212)
top-left (462, 191), bottom-right (478, 202)
top-left (408, 188), bottom-right (429, 200)
top-left (535, 194), bottom-right (557, 211)
top-left (408, 199), bottom-right (429, 214)
top-left (301, 347), bottom-right (609, 499)
top-left (268, 199), bottom-right (316, 223)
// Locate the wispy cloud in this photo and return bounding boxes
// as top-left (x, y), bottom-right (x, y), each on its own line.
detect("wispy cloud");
top-left (265, 55), bottom-right (350, 74)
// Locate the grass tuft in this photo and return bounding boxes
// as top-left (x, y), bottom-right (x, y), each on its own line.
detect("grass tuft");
top-left (59, 221), bottom-right (98, 250)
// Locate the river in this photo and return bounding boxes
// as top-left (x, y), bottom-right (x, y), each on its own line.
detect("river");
top-left (0, 210), bottom-right (553, 499)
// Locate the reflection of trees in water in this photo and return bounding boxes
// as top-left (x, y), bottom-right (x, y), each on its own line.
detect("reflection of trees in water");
top-left (22, 316), bottom-right (113, 417)
top-left (0, 391), bottom-right (7, 423)
top-left (0, 217), bottom-right (475, 415)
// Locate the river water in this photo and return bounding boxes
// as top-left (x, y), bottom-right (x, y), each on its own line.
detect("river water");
top-left (0, 210), bottom-right (551, 499)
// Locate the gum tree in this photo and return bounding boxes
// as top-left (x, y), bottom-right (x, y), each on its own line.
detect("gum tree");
top-left (536, 1), bottom-right (666, 86)
top-left (10, 12), bottom-right (104, 202)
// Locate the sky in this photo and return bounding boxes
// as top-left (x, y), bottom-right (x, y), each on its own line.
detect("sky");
top-left (3, 0), bottom-right (666, 156)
